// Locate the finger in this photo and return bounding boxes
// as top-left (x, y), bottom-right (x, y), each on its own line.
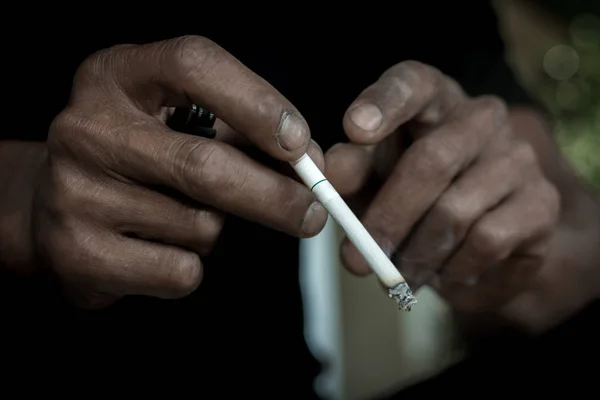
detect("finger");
top-left (55, 104), bottom-right (328, 238)
top-left (398, 141), bottom-right (539, 285)
top-left (103, 234), bottom-right (204, 299)
top-left (212, 121), bottom-right (323, 179)
top-left (441, 180), bottom-right (560, 284)
top-left (105, 184), bottom-right (225, 257)
top-left (74, 36), bottom-right (311, 161)
top-left (343, 61), bottom-right (466, 144)
top-left (281, 139), bottom-right (326, 179)
top-left (65, 114), bottom-right (327, 238)
top-left (434, 255), bottom-right (543, 313)
top-left (340, 98), bottom-right (508, 275)
top-left (325, 142), bottom-right (377, 197)
top-left (55, 225), bottom-right (205, 300)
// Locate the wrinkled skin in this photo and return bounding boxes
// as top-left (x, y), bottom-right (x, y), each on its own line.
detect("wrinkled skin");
top-left (325, 60), bottom-right (599, 334)
top-left (0, 36), bottom-right (598, 335)
top-left (30, 36), bottom-right (329, 308)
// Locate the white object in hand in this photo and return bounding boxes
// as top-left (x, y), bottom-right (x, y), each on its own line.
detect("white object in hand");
top-left (291, 153), bottom-right (407, 288)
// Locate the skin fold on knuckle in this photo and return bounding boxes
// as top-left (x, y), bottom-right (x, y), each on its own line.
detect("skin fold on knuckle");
top-left (512, 140), bottom-right (538, 166)
top-left (48, 110), bottom-right (91, 159)
top-left (169, 35), bottom-right (222, 84)
top-left (189, 208), bottom-right (225, 255)
top-left (171, 138), bottom-right (222, 193)
top-left (470, 222), bottom-right (512, 264)
top-left (509, 140), bottom-right (540, 179)
top-left (410, 137), bottom-right (460, 181)
top-left (73, 48), bottom-right (116, 89)
top-left (433, 194), bottom-right (476, 237)
top-left (48, 107), bottom-right (121, 175)
top-left (397, 61), bottom-right (439, 95)
top-left (472, 95), bottom-right (508, 131)
top-left (385, 60), bottom-right (432, 89)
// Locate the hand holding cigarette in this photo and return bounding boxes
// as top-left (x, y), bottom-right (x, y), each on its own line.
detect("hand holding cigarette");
top-left (325, 60), bottom-right (564, 323)
top-left (24, 36), bottom-right (328, 308)
top-left (292, 153), bottom-right (417, 311)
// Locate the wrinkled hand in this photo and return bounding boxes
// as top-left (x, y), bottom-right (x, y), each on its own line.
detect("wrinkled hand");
top-left (34, 36), bottom-right (327, 308)
top-left (326, 61), bottom-right (561, 314)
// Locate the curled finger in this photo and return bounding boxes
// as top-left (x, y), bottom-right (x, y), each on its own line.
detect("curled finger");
top-left (398, 141), bottom-right (539, 285)
top-left (343, 60), bottom-right (466, 144)
top-left (441, 179), bottom-right (560, 285)
top-left (341, 97), bottom-right (508, 275)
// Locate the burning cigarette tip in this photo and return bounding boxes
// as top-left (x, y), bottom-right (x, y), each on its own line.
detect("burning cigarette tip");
top-left (388, 282), bottom-right (417, 312)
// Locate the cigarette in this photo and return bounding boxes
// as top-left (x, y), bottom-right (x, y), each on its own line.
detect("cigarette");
top-left (291, 153), bottom-right (417, 311)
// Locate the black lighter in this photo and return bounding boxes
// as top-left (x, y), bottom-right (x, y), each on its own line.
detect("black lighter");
top-left (167, 104), bottom-right (217, 139)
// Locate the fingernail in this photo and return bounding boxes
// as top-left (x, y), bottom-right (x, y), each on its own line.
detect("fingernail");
top-left (349, 103), bottom-right (383, 131)
top-left (301, 202), bottom-right (328, 237)
top-left (277, 111), bottom-right (309, 152)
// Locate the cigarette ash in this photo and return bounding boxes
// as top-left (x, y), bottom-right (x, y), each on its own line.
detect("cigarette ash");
top-left (388, 282), bottom-right (417, 311)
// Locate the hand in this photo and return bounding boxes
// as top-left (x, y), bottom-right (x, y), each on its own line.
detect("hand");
top-left (326, 61), bottom-right (562, 319)
top-left (31, 36), bottom-right (327, 308)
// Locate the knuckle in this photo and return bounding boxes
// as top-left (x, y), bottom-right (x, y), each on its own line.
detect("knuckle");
top-left (470, 222), bottom-right (509, 259)
top-left (49, 110), bottom-right (76, 136)
top-left (166, 252), bottom-right (203, 297)
top-left (48, 110), bottom-right (82, 149)
top-left (49, 109), bottom-right (108, 159)
top-left (175, 140), bottom-right (229, 190)
top-left (170, 35), bottom-right (221, 80)
top-left (399, 59), bottom-right (426, 70)
top-left (511, 140), bottom-right (538, 166)
top-left (411, 137), bottom-right (459, 178)
top-left (73, 44), bottom-right (137, 95)
top-left (190, 209), bottom-right (224, 253)
top-left (434, 195), bottom-right (473, 230)
top-left (387, 60), bottom-right (438, 96)
top-left (48, 162), bottom-right (94, 214)
top-left (473, 95), bottom-right (508, 125)
top-left (75, 48), bottom-right (117, 87)
top-left (394, 60), bottom-right (431, 78)
top-left (76, 51), bottom-right (106, 80)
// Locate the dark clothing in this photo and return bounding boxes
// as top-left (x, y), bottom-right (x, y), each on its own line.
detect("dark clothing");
top-left (1, 3), bottom-right (597, 398)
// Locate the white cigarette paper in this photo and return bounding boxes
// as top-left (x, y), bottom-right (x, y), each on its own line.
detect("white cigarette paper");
top-left (292, 153), bottom-right (406, 288)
